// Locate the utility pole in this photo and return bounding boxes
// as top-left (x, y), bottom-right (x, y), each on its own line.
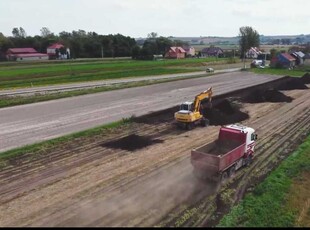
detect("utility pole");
top-left (243, 51), bottom-right (246, 69)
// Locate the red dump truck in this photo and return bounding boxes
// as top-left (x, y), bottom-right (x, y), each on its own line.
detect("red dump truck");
top-left (191, 124), bottom-right (257, 181)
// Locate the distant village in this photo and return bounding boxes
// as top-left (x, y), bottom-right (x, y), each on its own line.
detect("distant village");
top-left (4, 40), bottom-right (310, 71)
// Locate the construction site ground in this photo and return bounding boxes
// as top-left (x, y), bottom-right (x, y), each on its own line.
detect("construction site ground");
top-left (0, 74), bottom-right (310, 227)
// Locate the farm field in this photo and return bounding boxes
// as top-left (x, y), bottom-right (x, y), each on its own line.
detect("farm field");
top-left (0, 57), bottom-right (237, 90)
top-left (0, 74), bottom-right (309, 227)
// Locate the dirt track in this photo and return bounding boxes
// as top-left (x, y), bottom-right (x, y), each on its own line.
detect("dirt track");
top-left (0, 76), bottom-right (309, 227)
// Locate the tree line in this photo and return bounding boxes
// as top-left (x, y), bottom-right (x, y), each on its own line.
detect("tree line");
top-left (0, 28), bottom-right (188, 61)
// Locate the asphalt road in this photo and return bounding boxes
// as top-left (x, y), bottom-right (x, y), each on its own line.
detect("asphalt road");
top-left (0, 72), bottom-right (283, 153)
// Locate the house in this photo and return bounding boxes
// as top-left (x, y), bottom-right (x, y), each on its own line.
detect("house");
top-left (183, 46), bottom-right (195, 57)
top-left (200, 47), bottom-right (224, 58)
top-left (271, 53), bottom-right (296, 69)
top-left (290, 51), bottom-right (305, 65)
top-left (246, 47), bottom-right (262, 59)
top-left (47, 43), bottom-right (69, 60)
top-left (6, 48), bottom-right (48, 61)
top-left (165, 47), bottom-right (186, 59)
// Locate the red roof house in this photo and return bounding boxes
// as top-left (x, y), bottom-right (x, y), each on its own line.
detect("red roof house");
top-left (47, 43), bottom-right (66, 59)
top-left (165, 47), bottom-right (186, 59)
top-left (6, 48), bottom-right (48, 61)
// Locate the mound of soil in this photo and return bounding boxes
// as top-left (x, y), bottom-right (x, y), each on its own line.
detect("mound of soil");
top-left (277, 77), bottom-right (308, 90)
top-left (205, 99), bottom-right (249, 125)
top-left (243, 89), bottom-right (293, 103)
top-left (102, 134), bottom-right (164, 151)
top-left (301, 73), bottom-right (310, 84)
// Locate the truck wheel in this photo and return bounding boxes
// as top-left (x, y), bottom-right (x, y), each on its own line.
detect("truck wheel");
top-left (228, 166), bottom-right (236, 177)
top-left (245, 155), bottom-right (253, 167)
top-left (221, 172), bottom-right (228, 182)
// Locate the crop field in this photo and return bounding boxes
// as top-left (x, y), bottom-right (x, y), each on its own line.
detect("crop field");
top-left (0, 73), bottom-right (309, 227)
top-left (0, 57), bottom-right (234, 89)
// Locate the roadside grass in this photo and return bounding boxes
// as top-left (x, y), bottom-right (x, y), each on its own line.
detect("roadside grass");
top-left (217, 134), bottom-right (310, 227)
top-left (0, 116), bottom-right (134, 167)
top-left (0, 68), bottom-right (197, 89)
top-left (0, 73), bottom-right (209, 108)
top-left (0, 58), bottom-right (232, 89)
top-left (251, 65), bottom-right (310, 77)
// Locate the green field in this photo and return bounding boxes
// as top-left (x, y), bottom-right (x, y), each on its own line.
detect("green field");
top-left (0, 57), bottom-right (231, 89)
top-left (251, 65), bottom-right (310, 77)
top-left (217, 134), bottom-right (310, 227)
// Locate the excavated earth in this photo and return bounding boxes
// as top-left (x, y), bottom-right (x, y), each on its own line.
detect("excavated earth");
top-left (0, 75), bottom-right (310, 227)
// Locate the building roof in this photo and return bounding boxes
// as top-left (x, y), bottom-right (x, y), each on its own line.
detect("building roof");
top-left (280, 53), bottom-right (296, 61)
top-left (182, 46), bottom-right (194, 52)
top-left (170, 46), bottom-right (186, 53)
top-left (14, 53), bottom-right (48, 58)
top-left (201, 47), bottom-right (223, 54)
top-left (7, 48), bottom-right (38, 54)
top-left (47, 43), bottom-right (64, 49)
top-left (292, 51), bottom-right (305, 58)
top-left (248, 47), bottom-right (262, 54)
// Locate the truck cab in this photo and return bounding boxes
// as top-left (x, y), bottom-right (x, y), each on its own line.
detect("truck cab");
top-left (223, 124), bottom-right (257, 157)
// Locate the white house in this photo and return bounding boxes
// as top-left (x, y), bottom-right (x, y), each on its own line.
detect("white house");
top-left (246, 47), bottom-right (262, 59)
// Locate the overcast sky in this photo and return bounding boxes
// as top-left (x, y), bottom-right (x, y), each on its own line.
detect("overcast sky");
top-left (0, 0), bottom-right (309, 38)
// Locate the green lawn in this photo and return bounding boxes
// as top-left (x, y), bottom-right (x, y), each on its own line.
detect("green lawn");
top-left (251, 65), bottom-right (310, 77)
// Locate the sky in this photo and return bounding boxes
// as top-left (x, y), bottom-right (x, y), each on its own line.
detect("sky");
top-left (0, 0), bottom-right (309, 38)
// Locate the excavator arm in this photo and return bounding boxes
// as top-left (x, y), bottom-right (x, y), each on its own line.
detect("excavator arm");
top-left (192, 87), bottom-right (213, 112)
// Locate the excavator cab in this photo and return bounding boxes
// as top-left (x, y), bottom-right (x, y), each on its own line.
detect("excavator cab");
top-left (179, 102), bottom-right (194, 112)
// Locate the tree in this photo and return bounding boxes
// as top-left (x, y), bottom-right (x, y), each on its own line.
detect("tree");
top-left (19, 27), bottom-right (27, 38)
top-left (12, 27), bottom-right (27, 38)
top-left (147, 32), bottom-right (158, 39)
top-left (40, 27), bottom-right (52, 37)
top-left (12, 27), bottom-right (20, 38)
top-left (238, 26), bottom-right (260, 67)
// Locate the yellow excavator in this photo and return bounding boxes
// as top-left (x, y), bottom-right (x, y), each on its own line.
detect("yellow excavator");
top-left (174, 87), bottom-right (213, 130)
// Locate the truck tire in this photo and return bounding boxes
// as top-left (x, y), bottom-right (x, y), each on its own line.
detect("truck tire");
top-left (228, 165), bottom-right (236, 177)
top-left (244, 155), bottom-right (253, 167)
top-left (221, 171), bottom-right (228, 182)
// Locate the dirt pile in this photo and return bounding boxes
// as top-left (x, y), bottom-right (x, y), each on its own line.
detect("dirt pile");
top-left (277, 77), bottom-right (308, 90)
top-left (205, 99), bottom-right (249, 125)
top-left (301, 73), bottom-right (310, 84)
top-left (103, 134), bottom-right (164, 151)
top-left (243, 89), bottom-right (293, 103)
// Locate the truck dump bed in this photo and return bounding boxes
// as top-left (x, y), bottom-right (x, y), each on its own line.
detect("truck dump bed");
top-left (191, 134), bottom-right (246, 177)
